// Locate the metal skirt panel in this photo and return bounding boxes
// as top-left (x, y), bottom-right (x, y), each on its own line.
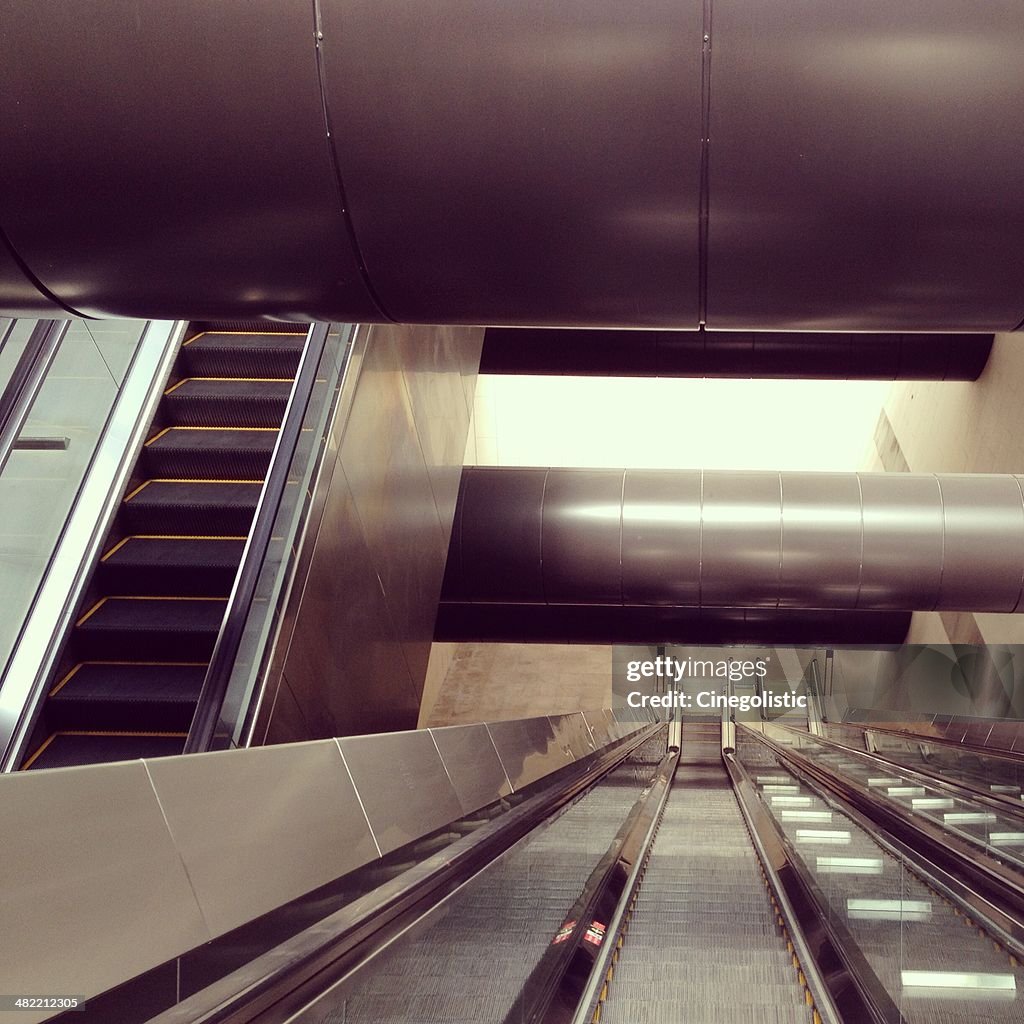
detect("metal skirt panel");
top-left (0, 4), bottom-right (1023, 328)
top-left (447, 467), bottom-right (1024, 612)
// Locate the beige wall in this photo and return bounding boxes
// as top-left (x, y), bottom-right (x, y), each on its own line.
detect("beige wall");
top-left (255, 323), bottom-right (484, 742)
top-left (420, 643), bottom-right (611, 727)
top-left (871, 332), bottom-right (1024, 644)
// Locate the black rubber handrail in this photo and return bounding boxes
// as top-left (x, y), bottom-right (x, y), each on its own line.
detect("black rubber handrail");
top-left (0, 319), bottom-right (67, 478)
top-left (184, 322), bottom-right (331, 754)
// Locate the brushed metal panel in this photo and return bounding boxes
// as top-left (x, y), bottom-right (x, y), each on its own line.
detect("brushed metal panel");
top-left (321, 0), bottom-right (702, 326)
top-left (459, 467), bottom-right (547, 602)
top-left (429, 723), bottom-right (512, 816)
top-left (622, 469), bottom-right (701, 605)
top-left (779, 472), bottom-right (862, 609)
top-left (542, 469), bottom-right (624, 604)
top-left (708, 0), bottom-right (1024, 330)
top-left (938, 475), bottom-right (1024, 612)
top-left (339, 326), bottom-right (448, 692)
top-left (700, 470), bottom-right (782, 607)
top-left (858, 475), bottom-right (943, 610)
top-left (583, 708), bottom-right (614, 749)
top-left (147, 740), bottom-right (377, 938)
top-left (0, 761), bottom-right (209, 1001)
top-left (487, 716), bottom-right (572, 791)
top-left (549, 712), bottom-right (597, 760)
top-left (281, 457), bottom-right (419, 738)
top-left (0, 1), bottom-right (380, 320)
top-left (339, 730), bottom-right (463, 855)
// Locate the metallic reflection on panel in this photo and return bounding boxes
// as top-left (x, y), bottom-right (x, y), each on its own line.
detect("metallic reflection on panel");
top-left (479, 329), bottom-right (996, 380)
top-left (0, 761), bottom-right (210, 1003)
top-left (3, 5), bottom-right (1023, 328)
top-left (429, 723), bottom-right (513, 815)
top-left (146, 741), bottom-right (378, 938)
top-left (338, 731), bottom-right (464, 857)
top-left (487, 717), bottom-right (574, 791)
top-left (0, 711), bottom-right (649, 1009)
top-left (447, 468), bottom-right (1024, 613)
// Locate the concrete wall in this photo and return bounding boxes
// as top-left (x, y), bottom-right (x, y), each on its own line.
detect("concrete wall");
top-left (254, 323), bottom-right (484, 741)
top-left (420, 643), bottom-right (612, 726)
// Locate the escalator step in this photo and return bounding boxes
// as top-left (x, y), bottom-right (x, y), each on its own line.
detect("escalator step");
top-left (99, 536), bottom-right (246, 596)
top-left (48, 662), bottom-right (206, 730)
top-left (181, 332), bottom-right (304, 377)
top-left (24, 732), bottom-right (186, 771)
top-left (75, 597), bottom-right (226, 659)
top-left (143, 427), bottom-right (278, 479)
top-left (164, 378), bottom-right (292, 428)
top-left (123, 480), bottom-right (262, 534)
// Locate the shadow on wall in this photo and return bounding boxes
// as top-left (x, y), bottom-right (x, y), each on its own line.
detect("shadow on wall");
top-left (831, 645), bottom-right (1024, 720)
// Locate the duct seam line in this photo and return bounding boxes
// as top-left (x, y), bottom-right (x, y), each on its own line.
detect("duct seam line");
top-left (933, 475), bottom-right (946, 613)
top-left (1013, 476), bottom-right (1024, 613)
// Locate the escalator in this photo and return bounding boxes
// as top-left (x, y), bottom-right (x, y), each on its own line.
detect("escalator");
top-left (599, 719), bottom-right (811, 1024)
top-left (20, 324), bottom-right (305, 770)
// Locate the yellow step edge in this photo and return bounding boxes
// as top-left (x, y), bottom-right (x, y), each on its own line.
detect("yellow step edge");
top-left (77, 595), bottom-right (228, 626)
top-left (102, 535), bottom-right (247, 561)
top-left (125, 479), bottom-right (264, 500)
top-left (185, 330), bottom-right (305, 345)
top-left (23, 731), bottom-right (189, 770)
top-left (51, 661), bottom-right (208, 697)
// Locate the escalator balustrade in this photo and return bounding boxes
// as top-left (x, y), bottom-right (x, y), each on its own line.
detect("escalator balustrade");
top-left (20, 326), bottom-right (304, 770)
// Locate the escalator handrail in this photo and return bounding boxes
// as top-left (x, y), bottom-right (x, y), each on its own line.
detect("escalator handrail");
top-left (0, 318), bottom-right (67, 478)
top-left (725, 750), bottom-right (900, 1024)
top-left (750, 722), bottom-right (1024, 957)
top-left (184, 322), bottom-right (331, 754)
top-left (122, 723), bottom-right (666, 1024)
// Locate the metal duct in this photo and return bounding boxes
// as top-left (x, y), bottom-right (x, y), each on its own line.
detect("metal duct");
top-left (445, 468), bottom-right (1024, 612)
top-left (1, 2), bottom-right (1023, 328)
top-left (479, 330), bottom-right (995, 380)
top-left (435, 602), bottom-right (911, 646)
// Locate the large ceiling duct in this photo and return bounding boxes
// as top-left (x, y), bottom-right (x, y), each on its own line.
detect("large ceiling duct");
top-left (479, 330), bottom-right (995, 380)
top-left (1, 2), bottom-right (1023, 328)
top-left (444, 468), bottom-right (1024, 613)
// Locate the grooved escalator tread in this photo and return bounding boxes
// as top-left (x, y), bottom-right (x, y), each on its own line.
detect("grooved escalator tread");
top-left (24, 732), bottom-right (187, 771)
top-left (143, 427), bottom-right (277, 478)
top-left (164, 378), bottom-right (292, 428)
top-left (100, 537), bottom-right (245, 595)
top-left (75, 597), bottom-right (226, 659)
top-left (123, 480), bottom-right (261, 533)
top-left (181, 332), bottom-right (304, 377)
top-left (49, 662), bottom-right (206, 730)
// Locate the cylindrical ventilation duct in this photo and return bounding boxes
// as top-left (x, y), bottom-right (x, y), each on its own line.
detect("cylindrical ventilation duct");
top-left (479, 329), bottom-right (995, 380)
top-left (1, 1), bottom-right (1024, 328)
top-left (444, 468), bottom-right (1024, 612)
top-left (435, 602), bottom-right (911, 646)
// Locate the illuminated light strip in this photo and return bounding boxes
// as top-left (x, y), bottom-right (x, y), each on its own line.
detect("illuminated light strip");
top-left (901, 971), bottom-right (1015, 993)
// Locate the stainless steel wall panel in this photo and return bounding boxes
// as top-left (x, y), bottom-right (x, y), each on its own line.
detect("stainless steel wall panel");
top-left (460, 467), bottom-right (547, 602)
top-left (583, 708), bottom-right (614, 749)
top-left (548, 711), bottom-right (597, 760)
top-left (0, 0), bottom-right (380, 320)
top-left (707, 0), bottom-right (1024, 331)
top-left (542, 469), bottom-right (624, 604)
top-left (319, 0), bottom-right (703, 326)
top-left (338, 731), bottom-right (463, 855)
top-left (779, 473), bottom-right (862, 609)
top-left (487, 716), bottom-right (573, 791)
top-left (268, 323), bottom-right (483, 741)
top-left (938, 475), bottom-right (1024, 612)
top-left (429, 723), bottom-right (513, 816)
top-left (700, 471), bottom-right (782, 607)
top-left (622, 469), bottom-right (701, 605)
top-left (0, 762), bottom-right (210, 1003)
top-left (146, 740), bottom-right (377, 938)
top-left (858, 475), bottom-right (943, 609)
